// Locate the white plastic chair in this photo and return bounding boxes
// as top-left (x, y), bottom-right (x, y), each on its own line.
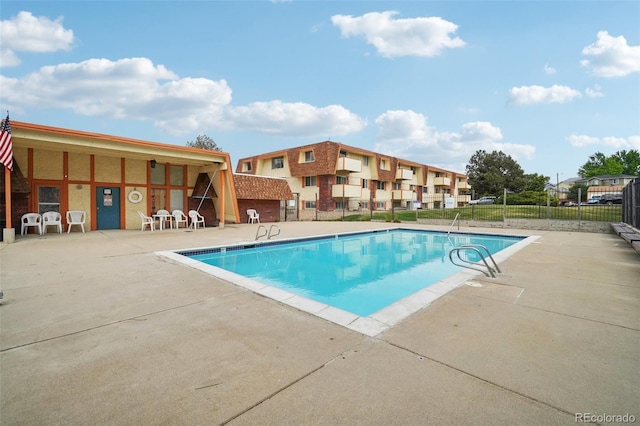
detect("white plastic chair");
top-left (155, 209), bottom-right (173, 230)
top-left (188, 210), bottom-right (205, 229)
top-left (21, 213), bottom-right (43, 235)
top-left (66, 210), bottom-right (86, 233)
top-left (42, 211), bottom-right (63, 234)
top-left (137, 211), bottom-right (155, 231)
top-left (247, 209), bottom-right (260, 224)
top-left (172, 210), bottom-right (188, 229)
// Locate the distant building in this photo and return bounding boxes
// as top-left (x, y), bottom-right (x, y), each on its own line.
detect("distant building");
top-left (235, 141), bottom-right (470, 221)
top-left (575, 174), bottom-right (638, 199)
top-left (576, 174), bottom-right (637, 188)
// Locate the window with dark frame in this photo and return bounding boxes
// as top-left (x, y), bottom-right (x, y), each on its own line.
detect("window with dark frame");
top-left (272, 156), bottom-right (284, 169)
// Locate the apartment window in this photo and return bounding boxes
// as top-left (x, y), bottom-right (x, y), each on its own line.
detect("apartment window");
top-left (422, 187), bottom-right (429, 193)
top-left (393, 182), bottom-right (401, 190)
top-left (362, 156), bottom-right (369, 166)
top-left (380, 159), bottom-right (387, 170)
top-left (435, 172), bottom-right (442, 177)
top-left (336, 176), bottom-right (347, 184)
top-left (362, 179), bottom-right (368, 189)
top-left (376, 181), bottom-right (385, 190)
top-left (242, 162), bottom-right (252, 172)
top-left (336, 200), bottom-right (347, 209)
top-left (361, 201), bottom-right (369, 209)
top-left (304, 176), bottom-right (317, 187)
top-left (376, 201), bottom-right (385, 209)
top-left (613, 179), bottom-right (619, 184)
top-left (271, 156), bottom-right (284, 169)
top-left (305, 201), bottom-right (316, 209)
top-left (339, 150), bottom-right (347, 157)
top-left (304, 151), bottom-right (315, 162)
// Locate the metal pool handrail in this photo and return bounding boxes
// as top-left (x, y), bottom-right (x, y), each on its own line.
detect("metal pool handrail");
top-left (255, 225), bottom-right (267, 241)
top-left (267, 224), bottom-right (281, 239)
top-left (448, 244), bottom-right (501, 278)
top-left (255, 224), bottom-right (281, 241)
top-left (448, 213), bottom-right (460, 236)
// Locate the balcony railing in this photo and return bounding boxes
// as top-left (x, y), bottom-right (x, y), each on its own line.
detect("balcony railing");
top-left (433, 177), bottom-right (451, 186)
top-left (332, 184), bottom-right (362, 198)
top-left (457, 181), bottom-right (470, 190)
top-left (336, 157), bottom-right (362, 173)
top-left (395, 169), bottom-right (413, 180)
top-left (392, 189), bottom-right (416, 201)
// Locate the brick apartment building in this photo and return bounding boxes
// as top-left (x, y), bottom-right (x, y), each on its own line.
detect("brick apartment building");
top-left (236, 141), bottom-right (470, 221)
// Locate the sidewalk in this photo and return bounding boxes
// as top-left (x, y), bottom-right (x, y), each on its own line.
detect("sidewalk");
top-left (1, 222), bottom-right (638, 425)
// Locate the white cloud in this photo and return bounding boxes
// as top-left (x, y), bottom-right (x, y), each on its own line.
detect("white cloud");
top-left (373, 110), bottom-right (535, 172)
top-left (567, 134), bottom-right (640, 149)
top-left (331, 11), bottom-right (465, 58)
top-left (225, 101), bottom-right (367, 137)
top-left (580, 31), bottom-right (640, 78)
top-left (0, 11), bottom-right (74, 68)
top-left (1, 55), bottom-right (368, 138)
top-left (374, 110), bottom-right (433, 144)
top-left (585, 84), bottom-right (604, 98)
top-left (1, 57), bottom-right (232, 133)
top-left (508, 85), bottom-right (582, 105)
top-left (544, 63), bottom-right (556, 75)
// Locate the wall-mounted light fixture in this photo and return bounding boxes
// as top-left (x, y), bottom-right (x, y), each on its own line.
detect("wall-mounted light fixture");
top-left (150, 159), bottom-right (157, 168)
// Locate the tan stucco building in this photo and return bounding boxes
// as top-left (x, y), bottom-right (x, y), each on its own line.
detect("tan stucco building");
top-left (1, 121), bottom-right (240, 235)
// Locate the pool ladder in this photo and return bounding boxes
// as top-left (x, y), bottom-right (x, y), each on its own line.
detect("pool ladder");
top-left (255, 224), bottom-right (281, 241)
top-left (448, 244), bottom-right (502, 278)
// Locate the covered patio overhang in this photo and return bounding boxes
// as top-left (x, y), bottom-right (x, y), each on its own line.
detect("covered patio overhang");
top-left (10, 121), bottom-right (240, 225)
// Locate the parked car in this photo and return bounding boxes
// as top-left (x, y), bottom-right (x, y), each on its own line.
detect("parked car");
top-left (598, 193), bottom-right (622, 204)
top-left (587, 196), bottom-right (601, 204)
top-left (470, 196), bottom-right (496, 205)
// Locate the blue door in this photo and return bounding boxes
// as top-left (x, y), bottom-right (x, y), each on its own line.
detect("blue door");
top-left (96, 187), bottom-right (121, 229)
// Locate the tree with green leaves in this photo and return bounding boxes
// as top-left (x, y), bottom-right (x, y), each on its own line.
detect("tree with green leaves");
top-left (186, 134), bottom-right (222, 151)
top-left (578, 149), bottom-right (640, 178)
top-left (465, 150), bottom-right (526, 196)
top-left (523, 173), bottom-right (550, 192)
top-left (568, 183), bottom-right (589, 203)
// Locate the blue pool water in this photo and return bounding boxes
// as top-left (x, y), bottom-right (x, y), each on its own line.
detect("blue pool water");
top-left (182, 229), bottom-right (523, 317)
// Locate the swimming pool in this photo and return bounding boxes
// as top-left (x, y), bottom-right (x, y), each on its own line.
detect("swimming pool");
top-left (160, 228), bottom-right (537, 336)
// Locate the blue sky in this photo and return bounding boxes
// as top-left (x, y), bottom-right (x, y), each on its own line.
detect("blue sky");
top-left (1, 1), bottom-right (639, 181)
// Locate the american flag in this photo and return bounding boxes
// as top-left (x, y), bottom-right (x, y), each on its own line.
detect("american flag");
top-left (0, 113), bottom-right (13, 171)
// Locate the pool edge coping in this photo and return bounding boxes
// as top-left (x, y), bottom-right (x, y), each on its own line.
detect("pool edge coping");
top-left (156, 229), bottom-right (540, 337)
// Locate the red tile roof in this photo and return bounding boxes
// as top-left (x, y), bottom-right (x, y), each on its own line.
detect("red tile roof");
top-left (234, 174), bottom-right (293, 200)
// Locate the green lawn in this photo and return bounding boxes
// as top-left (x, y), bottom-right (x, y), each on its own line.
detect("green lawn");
top-left (338, 204), bottom-right (622, 222)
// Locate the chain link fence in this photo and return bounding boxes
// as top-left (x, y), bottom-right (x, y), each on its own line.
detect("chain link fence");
top-left (409, 188), bottom-right (624, 223)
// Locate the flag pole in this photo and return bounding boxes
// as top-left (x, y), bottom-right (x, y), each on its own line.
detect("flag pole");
top-left (1, 111), bottom-right (14, 242)
top-left (4, 166), bottom-right (11, 229)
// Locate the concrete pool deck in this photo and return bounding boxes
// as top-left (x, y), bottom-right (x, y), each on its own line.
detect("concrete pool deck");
top-left (1, 222), bottom-right (638, 425)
